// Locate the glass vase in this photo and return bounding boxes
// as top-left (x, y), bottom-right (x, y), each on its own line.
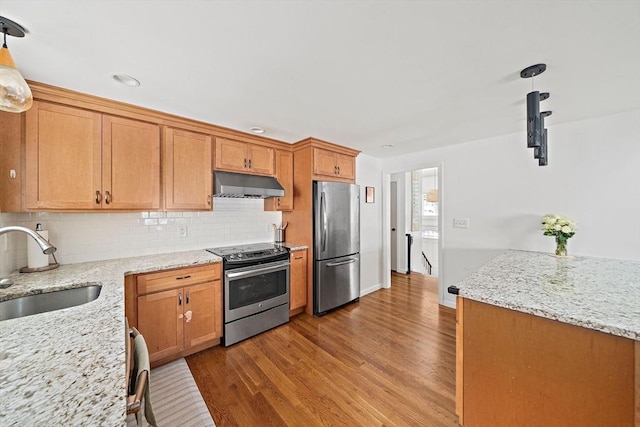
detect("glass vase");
top-left (555, 236), bottom-right (568, 256)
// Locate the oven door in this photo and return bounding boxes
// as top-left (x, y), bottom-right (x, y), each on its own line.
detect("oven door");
top-left (224, 260), bottom-right (290, 323)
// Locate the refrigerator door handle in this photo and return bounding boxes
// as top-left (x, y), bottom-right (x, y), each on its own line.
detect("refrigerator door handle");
top-left (321, 191), bottom-right (327, 252)
top-left (326, 258), bottom-right (357, 267)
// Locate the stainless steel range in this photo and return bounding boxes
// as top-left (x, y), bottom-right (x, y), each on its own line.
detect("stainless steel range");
top-left (206, 243), bottom-right (290, 346)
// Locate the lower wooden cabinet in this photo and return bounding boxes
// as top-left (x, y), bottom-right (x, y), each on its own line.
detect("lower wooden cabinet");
top-left (289, 248), bottom-right (308, 314)
top-left (456, 297), bottom-right (636, 427)
top-left (125, 263), bottom-right (222, 365)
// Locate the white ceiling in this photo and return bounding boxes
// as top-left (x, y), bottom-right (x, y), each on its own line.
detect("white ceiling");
top-left (3, 1), bottom-right (639, 158)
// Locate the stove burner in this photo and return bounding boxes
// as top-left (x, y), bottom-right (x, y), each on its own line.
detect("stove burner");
top-left (206, 242), bottom-right (289, 264)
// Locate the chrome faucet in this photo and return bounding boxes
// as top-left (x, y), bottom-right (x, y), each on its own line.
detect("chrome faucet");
top-left (0, 226), bottom-right (57, 288)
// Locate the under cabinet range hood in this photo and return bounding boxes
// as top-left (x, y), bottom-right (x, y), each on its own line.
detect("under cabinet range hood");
top-left (214, 171), bottom-right (285, 199)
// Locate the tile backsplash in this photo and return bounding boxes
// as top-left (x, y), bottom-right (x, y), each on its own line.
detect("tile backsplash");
top-left (0, 198), bottom-right (282, 276)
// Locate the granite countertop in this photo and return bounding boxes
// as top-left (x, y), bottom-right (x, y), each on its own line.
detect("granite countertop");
top-left (282, 242), bottom-right (308, 251)
top-left (0, 250), bottom-right (221, 426)
top-left (454, 250), bottom-right (640, 340)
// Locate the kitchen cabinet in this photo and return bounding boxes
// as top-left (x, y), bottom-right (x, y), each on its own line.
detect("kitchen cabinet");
top-left (313, 147), bottom-right (355, 181)
top-left (128, 263), bottom-right (222, 365)
top-left (25, 101), bottom-right (160, 210)
top-left (456, 297), bottom-right (635, 427)
top-left (264, 149), bottom-right (294, 211)
top-left (214, 136), bottom-right (275, 176)
top-left (164, 127), bottom-right (213, 210)
top-left (289, 248), bottom-right (308, 314)
top-left (282, 139), bottom-right (359, 314)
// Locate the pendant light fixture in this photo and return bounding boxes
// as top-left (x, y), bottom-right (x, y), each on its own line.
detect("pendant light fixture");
top-left (0, 16), bottom-right (33, 113)
top-left (521, 64), bottom-right (550, 166)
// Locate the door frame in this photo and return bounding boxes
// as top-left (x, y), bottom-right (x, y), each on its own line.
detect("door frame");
top-left (382, 162), bottom-right (451, 308)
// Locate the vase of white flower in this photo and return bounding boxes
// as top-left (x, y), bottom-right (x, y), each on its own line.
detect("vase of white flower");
top-left (541, 214), bottom-right (576, 256)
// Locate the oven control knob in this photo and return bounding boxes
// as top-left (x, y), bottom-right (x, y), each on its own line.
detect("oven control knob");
top-left (229, 254), bottom-right (235, 259)
top-left (238, 253), bottom-right (243, 258)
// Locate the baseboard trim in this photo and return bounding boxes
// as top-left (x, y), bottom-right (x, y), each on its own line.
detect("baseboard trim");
top-left (360, 283), bottom-right (383, 297)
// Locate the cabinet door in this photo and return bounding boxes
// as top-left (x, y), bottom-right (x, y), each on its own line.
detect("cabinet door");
top-left (102, 116), bottom-right (160, 210)
top-left (214, 137), bottom-right (248, 173)
top-left (25, 102), bottom-right (102, 209)
top-left (137, 288), bottom-right (184, 363)
top-left (184, 281), bottom-right (222, 348)
top-left (313, 147), bottom-right (338, 178)
top-left (290, 249), bottom-right (308, 311)
top-left (247, 144), bottom-right (275, 176)
top-left (164, 128), bottom-right (213, 210)
top-left (335, 153), bottom-right (355, 180)
top-left (265, 150), bottom-right (293, 211)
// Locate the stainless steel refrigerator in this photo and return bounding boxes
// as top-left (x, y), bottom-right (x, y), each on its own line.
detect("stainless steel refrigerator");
top-left (313, 181), bottom-right (360, 315)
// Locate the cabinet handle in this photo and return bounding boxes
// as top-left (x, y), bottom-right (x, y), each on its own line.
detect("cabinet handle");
top-left (248, 159), bottom-right (252, 168)
top-left (207, 195), bottom-right (212, 206)
top-left (178, 293), bottom-right (182, 305)
top-left (105, 190), bottom-right (111, 204)
top-left (277, 198), bottom-right (280, 206)
top-left (337, 166), bottom-right (340, 175)
top-left (186, 291), bottom-right (190, 304)
top-left (334, 166), bottom-right (338, 175)
top-left (95, 190), bottom-right (102, 204)
top-left (176, 275), bottom-right (191, 280)
top-left (244, 158), bottom-right (248, 168)
top-left (294, 256), bottom-right (303, 260)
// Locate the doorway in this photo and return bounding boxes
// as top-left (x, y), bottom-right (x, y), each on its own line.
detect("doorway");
top-left (390, 181), bottom-right (398, 272)
top-left (383, 164), bottom-right (447, 307)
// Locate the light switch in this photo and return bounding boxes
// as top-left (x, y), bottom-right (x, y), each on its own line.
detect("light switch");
top-left (453, 218), bottom-right (470, 228)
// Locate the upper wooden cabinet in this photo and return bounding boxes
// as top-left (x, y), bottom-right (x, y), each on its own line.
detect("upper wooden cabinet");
top-left (214, 137), bottom-right (275, 176)
top-left (313, 147), bottom-right (355, 181)
top-left (164, 128), bottom-right (213, 211)
top-left (264, 149), bottom-right (293, 211)
top-left (25, 101), bottom-right (160, 210)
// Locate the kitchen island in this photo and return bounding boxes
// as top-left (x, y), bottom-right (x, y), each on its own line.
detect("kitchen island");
top-left (453, 250), bottom-right (639, 427)
top-left (0, 250), bottom-right (220, 426)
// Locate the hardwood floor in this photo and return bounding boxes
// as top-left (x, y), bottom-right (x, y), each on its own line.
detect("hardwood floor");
top-left (186, 272), bottom-right (459, 426)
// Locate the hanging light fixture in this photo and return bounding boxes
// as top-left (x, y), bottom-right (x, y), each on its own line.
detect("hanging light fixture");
top-left (521, 64), bottom-right (549, 166)
top-left (0, 16), bottom-right (33, 113)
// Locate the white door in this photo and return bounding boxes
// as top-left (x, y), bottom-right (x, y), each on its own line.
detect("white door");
top-left (390, 181), bottom-right (398, 272)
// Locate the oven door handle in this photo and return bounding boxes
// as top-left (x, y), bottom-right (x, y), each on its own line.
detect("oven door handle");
top-left (226, 263), bottom-right (289, 279)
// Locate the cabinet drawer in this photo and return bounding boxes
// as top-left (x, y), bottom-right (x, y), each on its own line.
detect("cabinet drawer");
top-left (137, 263), bottom-right (221, 295)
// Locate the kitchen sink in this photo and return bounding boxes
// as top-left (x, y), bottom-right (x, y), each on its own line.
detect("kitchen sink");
top-left (0, 285), bottom-right (102, 321)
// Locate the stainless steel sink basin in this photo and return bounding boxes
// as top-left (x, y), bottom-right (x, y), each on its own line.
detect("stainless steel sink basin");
top-left (0, 285), bottom-right (102, 321)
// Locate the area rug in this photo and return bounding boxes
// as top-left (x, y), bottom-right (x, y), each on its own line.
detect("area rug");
top-left (127, 358), bottom-right (215, 427)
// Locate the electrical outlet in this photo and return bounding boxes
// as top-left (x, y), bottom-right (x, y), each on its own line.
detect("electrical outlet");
top-left (453, 218), bottom-right (469, 228)
top-left (178, 226), bottom-right (188, 238)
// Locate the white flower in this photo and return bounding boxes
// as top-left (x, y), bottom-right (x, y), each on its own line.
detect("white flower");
top-left (561, 225), bottom-right (572, 234)
top-left (543, 223), bottom-right (551, 230)
top-left (554, 224), bottom-right (562, 231)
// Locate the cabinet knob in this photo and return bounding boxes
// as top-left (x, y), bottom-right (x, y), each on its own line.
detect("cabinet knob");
top-left (207, 195), bottom-right (212, 206)
top-left (248, 159), bottom-right (252, 169)
top-left (244, 158), bottom-right (248, 168)
top-left (95, 190), bottom-right (102, 204)
top-left (337, 166), bottom-right (340, 175)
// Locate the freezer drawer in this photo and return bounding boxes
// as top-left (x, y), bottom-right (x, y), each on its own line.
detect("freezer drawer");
top-left (315, 254), bottom-right (360, 315)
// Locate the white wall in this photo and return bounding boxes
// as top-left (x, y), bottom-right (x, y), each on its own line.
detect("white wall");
top-left (383, 109), bottom-right (640, 306)
top-left (0, 198), bottom-right (281, 277)
top-left (356, 154), bottom-right (384, 295)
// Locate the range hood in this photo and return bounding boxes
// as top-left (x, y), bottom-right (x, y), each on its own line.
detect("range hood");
top-left (214, 171), bottom-right (285, 199)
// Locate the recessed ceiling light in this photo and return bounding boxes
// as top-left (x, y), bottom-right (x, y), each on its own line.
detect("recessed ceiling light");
top-left (249, 127), bottom-right (265, 134)
top-left (111, 74), bottom-right (141, 87)
top-left (383, 144), bottom-right (393, 149)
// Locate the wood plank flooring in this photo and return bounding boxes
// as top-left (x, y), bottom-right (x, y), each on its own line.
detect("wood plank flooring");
top-left (186, 272), bottom-right (459, 426)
